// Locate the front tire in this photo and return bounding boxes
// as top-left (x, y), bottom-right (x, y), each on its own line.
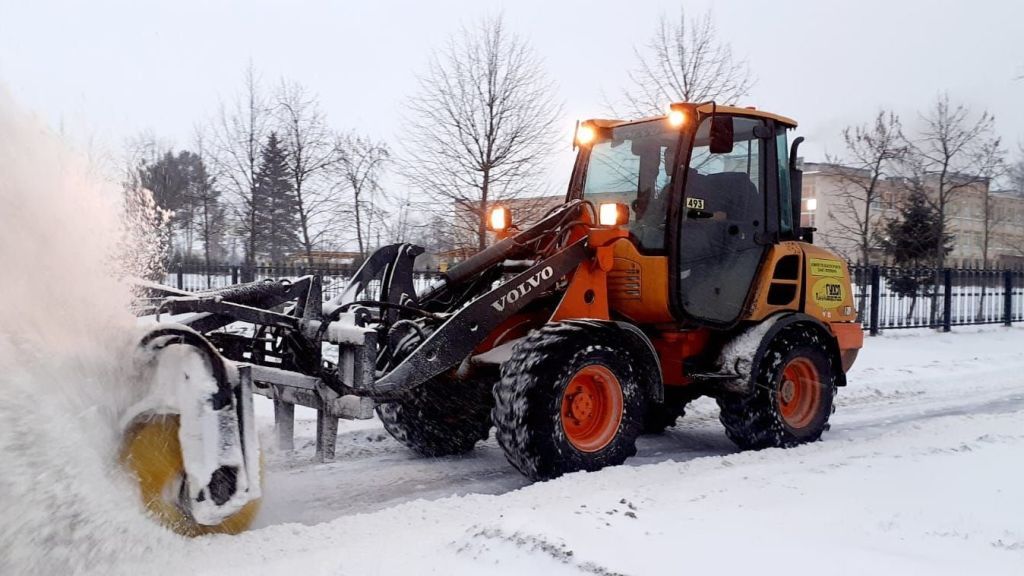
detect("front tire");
top-left (717, 324), bottom-right (837, 450)
top-left (376, 376), bottom-right (493, 457)
top-left (492, 322), bottom-right (649, 480)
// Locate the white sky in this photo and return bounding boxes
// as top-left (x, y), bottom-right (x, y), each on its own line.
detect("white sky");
top-left (2, 0), bottom-right (1022, 191)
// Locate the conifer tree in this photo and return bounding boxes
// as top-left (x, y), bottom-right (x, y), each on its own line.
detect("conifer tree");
top-left (254, 132), bottom-right (301, 263)
top-left (880, 190), bottom-right (952, 319)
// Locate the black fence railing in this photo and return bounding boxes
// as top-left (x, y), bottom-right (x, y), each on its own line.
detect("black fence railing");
top-left (163, 263), bottom-right (446, 301)
top-left (850, 265), bottom-right (1024, 335)
top-left (163, 263), bottom-right (1024, 336)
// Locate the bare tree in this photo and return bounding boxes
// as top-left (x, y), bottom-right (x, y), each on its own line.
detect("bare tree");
top-left (191, 130), bottom-right (228, 274)
top-left (615, 8), bottom-right (754, 117)
top-left (824, 111), bottom-right (907, 266)
top-left (976, 139), bottom-right (1007, 270)
top-left (1008, 143), bottom-right (1024, 197)
top-left (336, 133), bottom-right (390, 258)
top-left (211, 65), bottom-right (272, 270)
top-left (382, 190), bottom-right (421, 246)
top-left (973, 143), bottom-right (1010, 319)
top-left (905, 93), bottom-right (1002, 271)
top-left (402, 15), bottom-right (561, 251)
top-left (277, 82), bottom-right (341, 265)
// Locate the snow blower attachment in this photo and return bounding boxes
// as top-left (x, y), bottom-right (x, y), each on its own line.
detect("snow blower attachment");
top-left (120, 328), bottom-right (261, 535)
top-left (128, 102), bottom-right (864, 536)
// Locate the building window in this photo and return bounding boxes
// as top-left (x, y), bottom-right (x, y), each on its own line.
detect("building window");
top-left (801, 197), bottom-right (816, 228)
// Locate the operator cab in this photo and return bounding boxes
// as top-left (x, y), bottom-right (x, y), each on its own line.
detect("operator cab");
top-left (569, 104), bottom-right (801, 328)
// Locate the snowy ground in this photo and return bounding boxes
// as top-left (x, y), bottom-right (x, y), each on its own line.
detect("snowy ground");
top-left (127, 325), bottom-right (1024, 575)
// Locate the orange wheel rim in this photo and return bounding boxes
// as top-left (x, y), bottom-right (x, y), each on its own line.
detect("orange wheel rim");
top-left (777, 357), bottom-right (821, 429)
top-left (560, 364), bottom-right (623, 452)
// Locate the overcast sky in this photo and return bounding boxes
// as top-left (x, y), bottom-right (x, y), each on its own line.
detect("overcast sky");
top-left (2, 0), bottom-right (1022, 189)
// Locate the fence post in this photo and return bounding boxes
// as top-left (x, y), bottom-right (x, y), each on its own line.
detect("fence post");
top-left (869, 265), bottom-right (880, 336)
top-left (942, 268), bottom-right (952, 332)
top-left (1004, 270), bottom-right (1013, 327)
top-left (231, 266), bottom-right (239, 285)
top-left (176, 264), bottom-right (184, 290)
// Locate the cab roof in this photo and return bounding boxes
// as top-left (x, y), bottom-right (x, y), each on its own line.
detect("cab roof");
top-left (586, 103), bottom-right (798, 129)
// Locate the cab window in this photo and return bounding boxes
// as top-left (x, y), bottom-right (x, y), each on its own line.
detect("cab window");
top-left (581, 120), bottom-right (677, 252)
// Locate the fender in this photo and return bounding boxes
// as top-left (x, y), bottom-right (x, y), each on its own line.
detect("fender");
top-left (716, 312), bottom-right (845, 394)
top-left (560, 319), bottom-right (664, 404)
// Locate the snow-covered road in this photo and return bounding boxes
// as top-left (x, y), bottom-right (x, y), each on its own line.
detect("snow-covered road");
top-left (162, 325), bottom-right (1024, 575)
top-left (5, 325), bottom-right (1023, 575)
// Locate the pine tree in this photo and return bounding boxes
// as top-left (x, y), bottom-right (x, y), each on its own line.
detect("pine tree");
top-left (139, 150), bottom-right (213, 264)
top-left (254, 132), bottom-right (301, 263)
top-left (879, 189), bottom-right (952, 319)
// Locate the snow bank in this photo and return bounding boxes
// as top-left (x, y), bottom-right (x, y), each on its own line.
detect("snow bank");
top-left (0, 88), bottom-right (182, 574)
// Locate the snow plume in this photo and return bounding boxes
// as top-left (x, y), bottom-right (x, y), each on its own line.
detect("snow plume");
top-left (0, 88), bottom-right (180, 574)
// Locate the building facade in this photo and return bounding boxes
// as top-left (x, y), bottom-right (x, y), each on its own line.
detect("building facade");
top-left (802, 162), bottom-right (1024, 268)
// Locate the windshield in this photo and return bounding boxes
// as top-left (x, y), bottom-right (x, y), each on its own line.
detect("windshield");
top-left (581, 120), bottom-right (679, 251)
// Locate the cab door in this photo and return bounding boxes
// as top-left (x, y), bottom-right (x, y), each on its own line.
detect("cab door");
top-left (674, 115), bottom-right (770, 326)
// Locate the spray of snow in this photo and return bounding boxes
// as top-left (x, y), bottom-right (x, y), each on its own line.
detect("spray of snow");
top-left (0, 87), bottom-right (182, 574)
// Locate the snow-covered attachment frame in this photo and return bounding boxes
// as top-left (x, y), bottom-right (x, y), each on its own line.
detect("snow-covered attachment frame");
top-left (148, 272), bottom-right (380, 460)
top-left (140, 201), bottom-right (591, 459)
top-left (124, 327), bottom-right (261, 525)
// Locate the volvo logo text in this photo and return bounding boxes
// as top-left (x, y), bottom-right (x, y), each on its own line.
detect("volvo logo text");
top-left (491, 266), bottom-right (554, 312)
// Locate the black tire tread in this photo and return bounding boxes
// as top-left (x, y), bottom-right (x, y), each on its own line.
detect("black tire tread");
top-left (376, 376), bottom-right (493, 457)
top-left (492, 321), bottom-right (651, 480)
top-left (717, 323), bottom-right (838, 450)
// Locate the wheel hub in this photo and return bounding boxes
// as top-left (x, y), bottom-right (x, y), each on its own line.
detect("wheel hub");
top-left (567, 385), bottom-right (595, 421)
top-left (560, 365), bottom-right (623, 453)
top-left (780, 379), bottom-right (796, 403)
top-left (777, 357), bottom-right (822, 430)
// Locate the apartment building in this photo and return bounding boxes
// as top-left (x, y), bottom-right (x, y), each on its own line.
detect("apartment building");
top-left (802, 162), bottom-right (1024, 268)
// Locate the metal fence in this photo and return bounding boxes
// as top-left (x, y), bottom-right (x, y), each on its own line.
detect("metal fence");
top-left (162, 263), bottom-right (446, 301)
top-left (850, 265), bottom-right (1024, 335)
top-left (163, 263), bottom-right (1024, 336)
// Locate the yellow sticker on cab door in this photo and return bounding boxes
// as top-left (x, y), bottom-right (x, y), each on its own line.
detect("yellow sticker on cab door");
top-left (812, 277), bottom-right (845, 309)
top-left (808, 258), bottom-right (843, 277)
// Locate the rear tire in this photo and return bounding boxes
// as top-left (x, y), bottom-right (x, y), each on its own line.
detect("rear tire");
top-left (376, 376), bottom-right (493, 457)
top-left (717, 324), bottom-right (837, 450)
top-left (492, 322), bottom-right (648, 480)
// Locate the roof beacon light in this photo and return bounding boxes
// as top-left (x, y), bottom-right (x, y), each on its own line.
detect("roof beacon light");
top-left (576, 124), bottom-right (596, 146)
top-left (667, 109), bottom-right (686, 127)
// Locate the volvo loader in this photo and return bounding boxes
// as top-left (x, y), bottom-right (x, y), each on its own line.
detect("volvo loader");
top-left (121, 102), bottom-right (863, 535)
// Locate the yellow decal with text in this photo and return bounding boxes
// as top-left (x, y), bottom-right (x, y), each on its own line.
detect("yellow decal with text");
top-left (812, 277), bottom-right (845, 309)
top-left (685, 197), bottom-right (705, 210)
top-left (808, 258), bottom-right (843, 278)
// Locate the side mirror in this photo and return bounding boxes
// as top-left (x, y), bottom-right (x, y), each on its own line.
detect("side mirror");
top-left (709, 116), bottom-right (734, 154)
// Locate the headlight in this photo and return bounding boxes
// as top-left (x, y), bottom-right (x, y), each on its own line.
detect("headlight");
top-left (598, 202), bottom-right (629, 226)
top-left (488, 206), bottom-right (511, 231)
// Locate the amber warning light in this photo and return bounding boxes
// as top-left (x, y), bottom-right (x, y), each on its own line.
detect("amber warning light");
top-left (488, 206), bottom-right (511, 231)
top-left (667, 109), bottom-right (686, 127)
top-left (575, 124), bottom-right (596, 146)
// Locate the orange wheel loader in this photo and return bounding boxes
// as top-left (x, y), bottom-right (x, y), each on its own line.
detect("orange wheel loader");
top-left (122, 102), bottom-right (863, 535)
